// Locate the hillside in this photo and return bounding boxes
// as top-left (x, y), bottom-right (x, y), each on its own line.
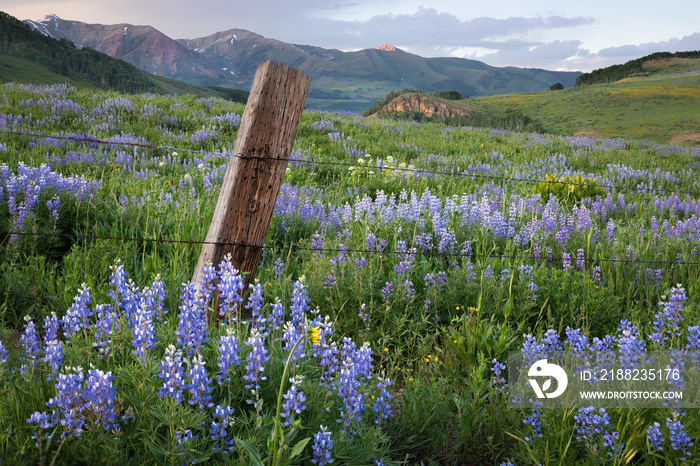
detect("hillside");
top-left (576, 50), bottom-right (700, 86)
top-left (470, 69), bottom-right (700, 145)
top-left (369, 66), bottom-right (700, 145)
top-left (0, 12), bottom-right (248, 101)
top-left (20, 13), bottom-right (581, 112)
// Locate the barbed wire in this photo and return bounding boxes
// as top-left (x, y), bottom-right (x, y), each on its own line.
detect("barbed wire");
top-left (3, 230), bottom-right (699, 268)
top-left (3, 129), bottom-right (700, 197)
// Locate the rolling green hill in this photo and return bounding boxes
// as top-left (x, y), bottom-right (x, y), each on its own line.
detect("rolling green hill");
top-left (469, 69), bottom-right (700, 145)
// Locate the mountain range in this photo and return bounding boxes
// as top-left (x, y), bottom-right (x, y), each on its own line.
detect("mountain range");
top-left (23, 14), bottom-right (582, 112)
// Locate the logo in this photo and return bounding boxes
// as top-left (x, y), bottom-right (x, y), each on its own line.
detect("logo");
top-left (528, 359), bottom-right (568, 399)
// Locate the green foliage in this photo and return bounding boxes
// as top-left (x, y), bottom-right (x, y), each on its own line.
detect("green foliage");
top-left (576, 50), bottom-right (700, 86)
top-left (533, 173), bottom-right (606, 207)
top-left (549, 82), bottom-right (564, 90)
top-left (431, 90), bottom-right (464, 100)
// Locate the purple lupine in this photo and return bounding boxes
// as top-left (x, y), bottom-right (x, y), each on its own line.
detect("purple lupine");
top-left (20, 315), bottom-right (41, 378)
top-left (603, 431), bottom-right (624, 459)
top-left (290, 278), bottom-right (310, 326)
top-left (245, 282), bottom-right (267, 334)
top-left (176, 283), bottom-right (209, 355)
top-left (84, 368), bottom-right (119, 432)
top-left (43, 312), bottom-right (60, 344)
top-left (216, 328), bottom-right (242, 385)
top-left (269, 298), bottom-right (285, 331)
top-left (62, 283), bottom-right (93, 339)
top-left (576, 249), bottom-right (585, 270)
top-left (280, 375), bottom-right (307, 426)
top-left (47, 367), bottom-right (86, 438)
top-left (27, 411), bottom-right (52, 447)
top-left (574, 406), bottom-right (611, 444)
top-left (336, 356), bottom-right (365, 429)
top-left (353, 342), bottom-right (374, 381)
top-left (187, 353), bottom-right (214, 409)
top-left (0, 339), bottom-right (8, 366)
top-left (131, 303), bottom-right (157, 361)
top-left (373, 376), bottom-right (393, 424)
top-left (523, 400), bottom-right (543, 441)
top-left (282, 321), bottom-right (306, 364)
top-left (244, 329), bottom-right (270, 426)
top-left (93, 304), bottom-right (118, 358)
top-left (651, 284), bottom-right (687, 345)
top-left (562, 252), bottom-right (571, 271)
top-left (647, 422), bottom-right (664, 451)
top-left (210, 404), bottom-right (236, 455)
top-left (217, 255), bottom-right (246, 322)
top-left (157, 344), bottom-right (187, 403)
top-left (273, 258), bottom-right (285, 279)
top-left (311, 426), bottom-right (334, 465)
top-left (667, 417), bottom-right (693, 460)
top-left (43, 339), bottom-right (64, 381)
top-left (491, 358), bottom-right (507, 389)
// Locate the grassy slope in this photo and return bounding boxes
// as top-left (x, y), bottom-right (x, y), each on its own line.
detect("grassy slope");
top-left (0, 53), bottom-right (101, 89)
top-left (468, 70), bottom-right (700, 145)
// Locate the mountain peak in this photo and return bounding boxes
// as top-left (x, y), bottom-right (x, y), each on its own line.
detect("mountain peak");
top-left (377, 43), bottom-right (397, 52)
top-left (39, 14), bottom-right (60, 22)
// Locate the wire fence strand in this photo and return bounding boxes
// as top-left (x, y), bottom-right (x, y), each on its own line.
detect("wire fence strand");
top-left (3, 129), bottom-right (700, 197)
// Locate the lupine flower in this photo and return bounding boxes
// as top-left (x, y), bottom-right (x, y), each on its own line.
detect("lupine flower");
top-left (187, 353), bottom-right (214, 409)
top-left (47, 366), bottom-right (86, 438)
top-left (373, 376), bottom-right (393, 424)
top-left (20, 315), bottom-right (41, 378)
top-left (175, 429), bottom-right (196, 462)
top-left (280, 375), bottom-right (307, 426)
top-left (217, 255), bottom-right (246, 321)
top-left (244, 329), bottom-right (270, 425)
top-left (27, 411), bottom-right (53, 448)
top-left (311, 426), bottom-right (334, 465)
top-left (562, 252), bottom-right (571, 271)
top-left (216, 328), bottom-right (242, 385)
top-left (269, 298), bottom-right (285, 331)
top-left (491, 358), bottom-right (507, 389)
top-left (43, 339), bottom-right (64, 381)
top-left (176, 283), bottom-right (208, 355)
top-left (574, 406), bottom-right (610, 443)
top-left (84, 368), bottom-right (119, 432)
top-left (62, 283), bottom-right (93, 339)
top-left (210, 404), bottom-right (236, 454)
top-left (0, 339), bottom-right (8, 366)
top-left (93, 304), bottom-right (117, 358)
top-left (157, 344), bottom-right (187, 403)
top-left (523, 400), bottom-right (543, 441)
top-left (336, 356), bottom-right (365, 428)
top-left (273, 258), bottom-right (285, 279)
top-left (667, 417), bottom-right (693, 460)
top-left (647, 422), bottom-right (664, 451)
top-left (131, 303), bottom-right (157, 361)
top-left (246, 282), bottom-right (267, 334)
top-left (43, 312), bottom-right (60, 344)
top-left (603, 431), bottom-right (624, 459)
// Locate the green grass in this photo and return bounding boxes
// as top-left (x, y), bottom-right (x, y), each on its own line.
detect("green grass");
top-left (469, 71), bottom-right (700, 145)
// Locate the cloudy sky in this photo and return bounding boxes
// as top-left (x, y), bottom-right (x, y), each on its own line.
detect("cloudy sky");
top-left (4, 0), bottom-right (700, 71)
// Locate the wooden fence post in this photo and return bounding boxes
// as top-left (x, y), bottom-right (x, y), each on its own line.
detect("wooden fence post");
top-left (192, 61), bottom-right (310, 319)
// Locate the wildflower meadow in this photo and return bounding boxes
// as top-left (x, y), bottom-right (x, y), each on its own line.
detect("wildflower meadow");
top-left (1, 82), bottom-right (699, 464)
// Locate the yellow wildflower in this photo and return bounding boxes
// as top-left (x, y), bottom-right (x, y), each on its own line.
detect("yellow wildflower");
top-left (309, 326), bottom-right (321, 346)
